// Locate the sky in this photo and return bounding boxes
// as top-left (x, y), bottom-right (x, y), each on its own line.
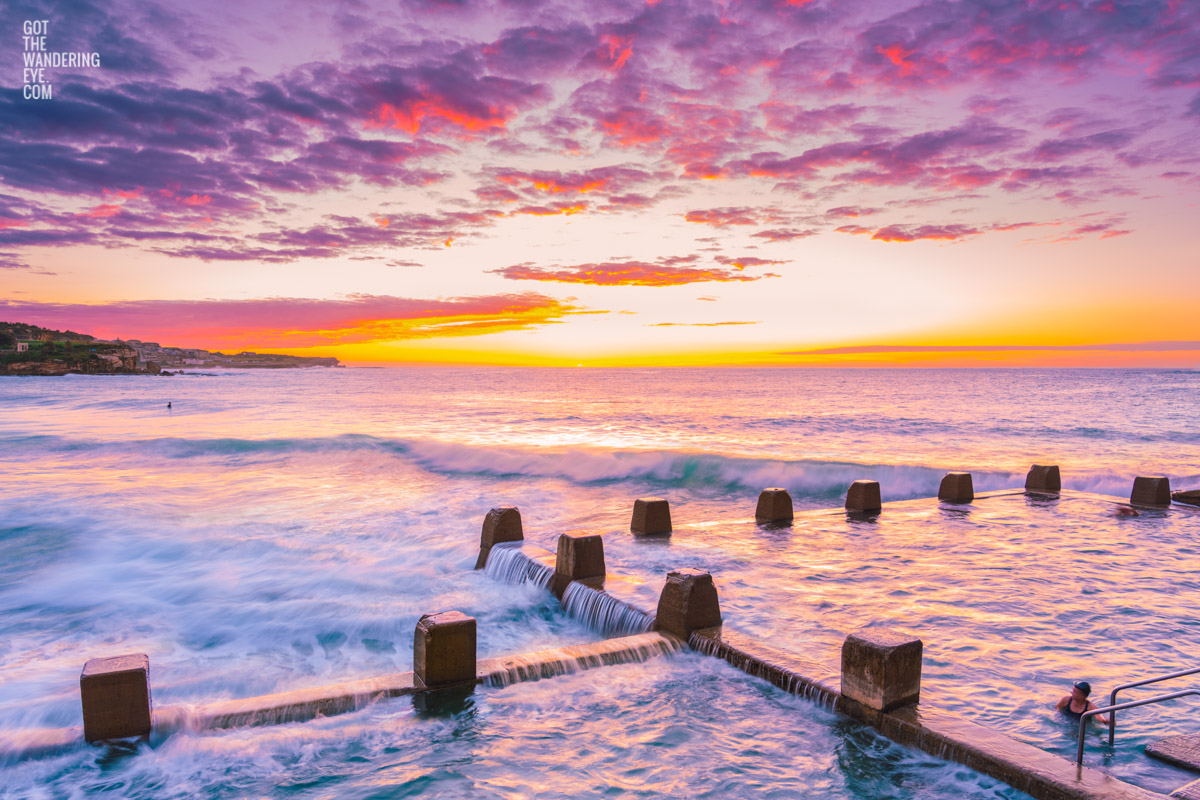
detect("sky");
top-left (1, 0), bottom-right (1198, 366)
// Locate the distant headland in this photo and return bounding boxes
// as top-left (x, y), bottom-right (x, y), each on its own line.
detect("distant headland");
top-left (0, 322), bottom-right (341, 376)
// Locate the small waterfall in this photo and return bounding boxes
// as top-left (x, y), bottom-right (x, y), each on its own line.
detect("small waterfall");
top-left (0, 727), bottom-right (82, 765)
top-left (154, 693), bottom-right (389, 734)
top-left (484, 634), bottom-right (682, 688)
top-left (688, 631), bottom-right (838, 709)
top-left (482, 543), bottom-right (554, 590)
top-left (561, 581), bottom-right (655, 637)
top-left (198, 695), bottom-right (377, 730)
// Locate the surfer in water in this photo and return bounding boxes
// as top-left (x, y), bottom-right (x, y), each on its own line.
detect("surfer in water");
top-left (167, 401), bottom-right (172, 409)
top-left (1057, 681), bottom-right (1111, 726)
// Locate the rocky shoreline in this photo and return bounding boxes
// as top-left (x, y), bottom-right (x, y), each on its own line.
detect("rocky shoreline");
top-left (2, 362), bottom-right (342, 376)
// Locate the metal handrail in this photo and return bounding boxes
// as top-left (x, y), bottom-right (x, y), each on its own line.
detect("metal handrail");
top-left (1108, 666), bottom-right (1200, 746)
top-left (1076, 690), bottom-right (1200, 766)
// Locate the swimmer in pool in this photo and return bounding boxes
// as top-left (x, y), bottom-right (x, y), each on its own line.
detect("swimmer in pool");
top-left (1057, 680), bottom-right (1111, 725)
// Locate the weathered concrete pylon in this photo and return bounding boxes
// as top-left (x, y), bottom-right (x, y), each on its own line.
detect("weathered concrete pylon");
top-left (476, 506), bottom-right (523, 569)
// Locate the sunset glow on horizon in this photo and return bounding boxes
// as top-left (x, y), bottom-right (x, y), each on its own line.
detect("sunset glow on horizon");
top-left (3, 0), bottom-right (1198, 367)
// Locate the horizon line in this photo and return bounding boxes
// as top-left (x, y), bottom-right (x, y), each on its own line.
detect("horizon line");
top-left (779, 341), bottom-right (1200, 355)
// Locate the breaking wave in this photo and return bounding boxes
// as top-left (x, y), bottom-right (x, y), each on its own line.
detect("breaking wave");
top-left (0, 433), bottom-right (1175, 501)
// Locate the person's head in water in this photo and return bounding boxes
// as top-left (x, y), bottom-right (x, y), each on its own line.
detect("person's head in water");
top-left (1056, 679), bottom-right (1109, 725)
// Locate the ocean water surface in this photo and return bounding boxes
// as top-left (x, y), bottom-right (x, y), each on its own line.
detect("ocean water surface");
top-left (1, 367), bottom-right (1198, 798)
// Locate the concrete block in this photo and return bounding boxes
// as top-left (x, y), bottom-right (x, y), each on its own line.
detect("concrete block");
top-left (631, 497), bottom-right (672, 535)
top-left (80, 653), bottom-right (152, 743)
top-left (655, 569), bottom-right (721, 637)
top-left (841, 629), bottom-right (923, 712)
top-left (556, 530), bottom-right (605, 581)
top-left (1131, 476), bottom-right (1171, 507)
top-left (475, 506), bottom-right (523, 569)
top-left (414, 612), bottom-right (477, 689)
top-left (938, 472), bottom-right (974, 503)
top-left (845, 480), bottom-right (881, 513)
top-left (755, 488), bottom-right (794, 522)
top-left (1024, 464), bottom-right (1060, 493)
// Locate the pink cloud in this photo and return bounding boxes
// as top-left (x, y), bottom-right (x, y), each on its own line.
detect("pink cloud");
top-left (685, 207), bottom-right (760, 226)
top-left (597, 106), bottom-right (671, 146)
top-left (78, 204), bottom-right (123, 219)
top-left (752, 228), bottom-right (817, 242)
top-left (870, 224), bottom-right (981, 242)
top-left (102, 187), bottom-right (144, 200)
top-left (0, 293), bottom-right (586, 349)
top-left (714, 255), bottom-right (788, 268)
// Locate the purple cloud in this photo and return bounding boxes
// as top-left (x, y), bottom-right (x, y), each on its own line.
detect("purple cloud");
top-left (492, 256), bottom-right (778, 286)
top-left (1, 0), bottom-right (1197, 274)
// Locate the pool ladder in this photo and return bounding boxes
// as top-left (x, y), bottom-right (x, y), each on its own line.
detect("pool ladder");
top-left (1075, 666), bottom-right (1200, 766)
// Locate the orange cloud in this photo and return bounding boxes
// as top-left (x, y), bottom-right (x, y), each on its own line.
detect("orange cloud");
top-left (327, 306), bottom-right (581, 346)
top-left (510, 202), bottom-right (588, 216)
top-left (368, 99), bottom-right (513, 136)
top-left (182, 194), bottom-right (212, 206)
top-left (496, 172), bottom-right (607, 193)
top-left (0, 293), bottom-right (586, 350)
top-left (0, 218), bottom-right (30, 229)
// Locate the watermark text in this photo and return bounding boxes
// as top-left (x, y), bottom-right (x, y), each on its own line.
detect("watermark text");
top-left (22, 20), bottom-right (101, 100)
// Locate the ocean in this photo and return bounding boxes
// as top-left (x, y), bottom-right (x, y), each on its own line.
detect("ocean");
top-left (1, 367), bottom-right (1198, 798)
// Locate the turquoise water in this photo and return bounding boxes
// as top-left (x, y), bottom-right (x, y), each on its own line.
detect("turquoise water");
top-left (1, 367), bottom-right (1198, 797)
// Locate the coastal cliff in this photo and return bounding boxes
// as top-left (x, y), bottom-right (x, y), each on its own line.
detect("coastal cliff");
top-left (0, 322), bottom-right (341, 376)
